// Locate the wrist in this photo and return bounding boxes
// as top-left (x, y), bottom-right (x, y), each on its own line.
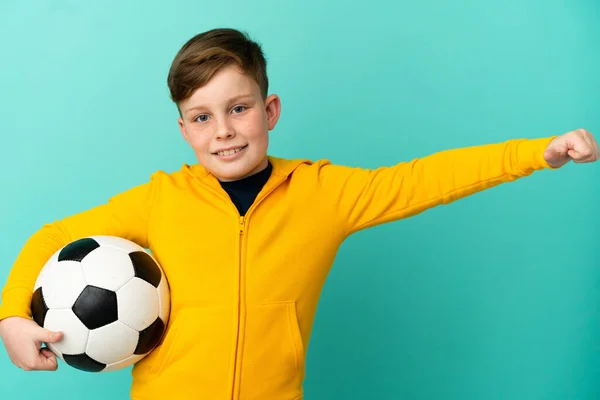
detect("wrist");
top-left (0, 317), bottom-right (16, 337)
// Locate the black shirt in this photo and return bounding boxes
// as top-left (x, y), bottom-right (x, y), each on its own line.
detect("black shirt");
top-left (219, 162), bottom-right (273, 216)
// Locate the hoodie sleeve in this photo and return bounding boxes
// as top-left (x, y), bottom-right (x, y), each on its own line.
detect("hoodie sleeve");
top-left (0, 173), bottom-right (159, 322)
top-left (315, 137), bottom-right (557, 236)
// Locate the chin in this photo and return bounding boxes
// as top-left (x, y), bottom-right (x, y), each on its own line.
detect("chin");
top-left (215, 166), bottom-right (255, 181)
top-left (203, 154), bottom-right (267, 181)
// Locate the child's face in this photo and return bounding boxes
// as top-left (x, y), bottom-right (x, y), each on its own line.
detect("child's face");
top-left (177, 65), bottom-right (280, 182)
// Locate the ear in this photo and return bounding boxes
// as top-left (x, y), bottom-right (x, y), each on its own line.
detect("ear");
top-left (264, 94), bottom-right (281, 131)
top-left (178, 117), bottom-right (190, 143)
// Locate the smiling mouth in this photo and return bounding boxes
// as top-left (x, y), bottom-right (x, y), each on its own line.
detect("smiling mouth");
top-left (213, 145), bottom-right (248, 156)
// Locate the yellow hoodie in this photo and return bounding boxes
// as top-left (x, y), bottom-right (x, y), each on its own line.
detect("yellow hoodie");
top-left (0, 137), bottom-right (555, 400)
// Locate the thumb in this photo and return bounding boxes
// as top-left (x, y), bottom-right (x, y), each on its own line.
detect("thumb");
top-left (567, 148), bottom-right (579, 158)
top-left (37, 328), bottom-right (63, 343)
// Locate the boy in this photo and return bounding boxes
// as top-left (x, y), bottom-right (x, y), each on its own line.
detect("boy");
top-left (0, 28), bottom-right (597, 400)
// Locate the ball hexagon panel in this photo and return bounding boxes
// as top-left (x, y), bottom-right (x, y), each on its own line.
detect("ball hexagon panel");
top-left (81, 247), bottom-right (135, 292)
top-left (34, 260), bottom-right (87, 309)
top-left (44, 309), bottom-right (89, 356)
top-left (86, 321), bottom-right (140, 365)
top-left (72, 286), bottom-right (118, 330)
top-left (117, 277), bottom-right (159, 331)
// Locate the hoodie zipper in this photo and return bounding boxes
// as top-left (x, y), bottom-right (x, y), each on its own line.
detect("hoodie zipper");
top-left (229, 179), bottom-right (285, 400)
top-left (186, 168), bottom-right (288, 400)
top-left (231, 215), bottom-right (245, 400)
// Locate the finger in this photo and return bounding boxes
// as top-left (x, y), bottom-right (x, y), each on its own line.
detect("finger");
top-left (579, 130), bottom-right (594, 148)
top-left (582, 131), bottom-right (598, 162)
top-left (40, 347), bottom-right (56, 359)
top-left (36, 329), bottom-right (63, 344)
top-left (35, 351), bottom-right (59, 371)
top-left (19, 353), bottom-right (58, 371)
top-left (568, 149), bottom-right (594, 162)
top-left (567, 149), bottom-right (579, 159)
top-left (574, 129), bottom-right (598, 160)
top-left (582, 131), bottom-right (599, 160)
top-left (17, 341), bottom-right (52, 371)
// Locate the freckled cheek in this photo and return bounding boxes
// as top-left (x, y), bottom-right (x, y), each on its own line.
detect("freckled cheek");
top-left (244, 125), bottom-right (268, 142)
top-left (236, 114), bottom-right (266, 136)
top-left (188, 134), bottom-right (212, 154)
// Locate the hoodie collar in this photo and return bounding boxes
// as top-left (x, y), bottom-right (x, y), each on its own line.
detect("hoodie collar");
top-left (183, 155), bottom-right (311, 188)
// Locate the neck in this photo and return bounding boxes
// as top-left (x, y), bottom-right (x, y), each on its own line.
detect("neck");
top-left (219, 158), bottom-right (270, 183)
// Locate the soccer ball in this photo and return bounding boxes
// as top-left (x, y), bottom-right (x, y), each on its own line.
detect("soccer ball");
top-left (30, 235), bottom-right (170, 373)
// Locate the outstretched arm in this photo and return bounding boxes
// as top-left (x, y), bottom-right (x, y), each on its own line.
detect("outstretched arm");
top-left (314, 129), bottom-right (597, 236)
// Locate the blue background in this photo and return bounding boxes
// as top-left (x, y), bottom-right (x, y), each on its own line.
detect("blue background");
top-left (1, 0), bottom-right (599, 398)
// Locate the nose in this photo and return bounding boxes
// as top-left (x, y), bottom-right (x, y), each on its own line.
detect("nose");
top-left (215, 118), bottom-right (235, 140)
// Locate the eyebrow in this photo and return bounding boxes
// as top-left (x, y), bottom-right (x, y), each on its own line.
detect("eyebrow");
top-left (184, 94), bottom-right (255, 114)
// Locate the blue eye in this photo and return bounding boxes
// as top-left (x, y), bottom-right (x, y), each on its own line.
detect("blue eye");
top-left (232, 106), bottom-right (246, 113)
top-left (195, 115), bottom-right (209, 123)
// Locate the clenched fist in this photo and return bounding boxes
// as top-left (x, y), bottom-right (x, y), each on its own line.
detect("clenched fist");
top-left (544, 128), bottom-right (599, 168)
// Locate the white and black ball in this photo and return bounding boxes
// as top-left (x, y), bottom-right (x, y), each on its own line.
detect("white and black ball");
top-left (30, 236), bottom-right (170, 373)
